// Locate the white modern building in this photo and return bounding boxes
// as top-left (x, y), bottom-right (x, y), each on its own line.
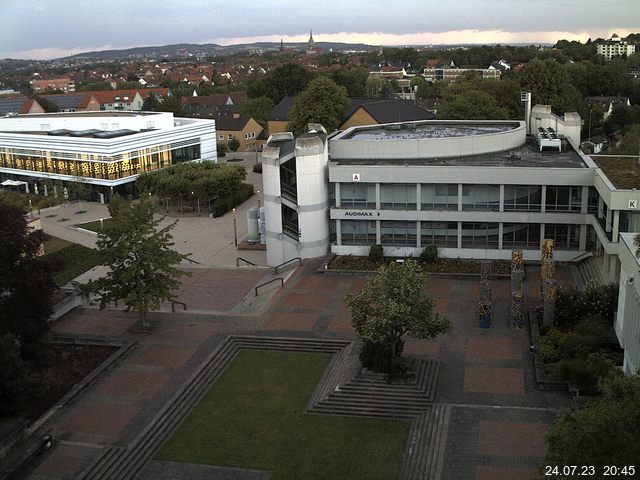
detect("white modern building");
top-left (597, 34), bottom-right (636, 61)
top-left (615, 233), bottom-right (640, 376)
top-left (0, 111), bottom-right (216, 197)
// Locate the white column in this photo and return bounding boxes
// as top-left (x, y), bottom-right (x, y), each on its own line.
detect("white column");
top-left (540, 185), bottom-right (547, 213)
top-left (498, 222), bottom-right (504, 250)
top-left (458, 184), bottom-right (463, 211)
top-left (376, 219), bottom-right (381, 245)
top-left (579, 224), bottom-right (587, 251)
top-left (417, 221), bottom-right (421, 248)
top-left (612, 210), bottom-right (620, 241)
top-left (336, 219), bottom-right (342, 246)
top-left (416, 184), bottom-right (421, 211)
top-left (375, 183), bottom-right (381, 210)
top-left (540, 224), bottom-right (545, 250)
top-left (581, 186), bottom-right (589, 214)
top-left (335, 182), bottom-right (341, 208)
top-left (457, 221), bottom-right (462, 249)
top-left (609, 254), bottom-right (617, 284)
top-left (606, 207), bottom-right (612, 232)
top-left (499, 185), bottom-right (505, 213)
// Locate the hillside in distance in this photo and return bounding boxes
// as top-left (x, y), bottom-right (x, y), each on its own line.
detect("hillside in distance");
top-left (61, 41), bottom-right (380, 60)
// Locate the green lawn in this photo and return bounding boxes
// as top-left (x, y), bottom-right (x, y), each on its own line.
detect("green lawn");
top-left (157, 350), bottom-right (411, 479)
top-left (44, 237), bottom-right (102, 285)
top-left (75, 218), bottom-right (112, 233)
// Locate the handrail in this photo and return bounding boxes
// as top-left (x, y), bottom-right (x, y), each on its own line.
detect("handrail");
top-left (570, 251), bottom-right (593, 263)
top-left (185, 257), bottom-right (202, 265)
top-left (171, 301), bottom-right (187, 312)
top-left (275, 257), bottom-right (301, 274)
top-left (255, 277), bottom-right (284, 296)
top-left (236, 257), bottom-right (258, 266)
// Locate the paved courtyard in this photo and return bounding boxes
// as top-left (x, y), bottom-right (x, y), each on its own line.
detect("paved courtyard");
top-left (15, 257), bottom-right (576, 480)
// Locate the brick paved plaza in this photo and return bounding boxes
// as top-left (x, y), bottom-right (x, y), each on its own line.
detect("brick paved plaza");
top-left (19, 261), bottom-right (575, 480)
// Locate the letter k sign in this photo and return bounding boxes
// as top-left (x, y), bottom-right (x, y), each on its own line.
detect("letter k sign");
top-left (629, 200), bottom-right (638, 209)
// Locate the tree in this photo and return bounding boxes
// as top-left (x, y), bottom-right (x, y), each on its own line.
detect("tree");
top-left (546, 374), bottom-right (640, 471)
top-left (228, 137), bottom-right (240, 152)
top-left (239, 96), bottom-right (274, 129)
top-left (247, 63), bottom-right (315, 104)
top-left (329, 66), bottom-right (369, 97)
top-left (0, 334), bottom-right (31, 415)
top-left (0, 202), bottom-right (56, 344)
top-left (344, 260), bottom-right (451, 375)
top-left (438, 89), bottom-right (508, 120)
top-left (518, 59), bottom-right (582, 113)
top-left (84, 196), bottom-right (190, 328)
top-left (287, 77), bottom-right (349, 135)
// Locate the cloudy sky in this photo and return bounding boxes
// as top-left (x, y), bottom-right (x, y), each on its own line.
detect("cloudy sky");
top-left (0, 0), bottom-right (637, 60)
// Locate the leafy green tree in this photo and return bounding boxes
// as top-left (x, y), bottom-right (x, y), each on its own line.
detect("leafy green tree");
top-left (247, 63), bottom-right (315, 104)
top-left (239, 96), bottom-right (274, 129)
top-left (438, 89), bottom-right (508, 120)
top-left (611, 124), bottom-right (640, 155)
top-left (329, 66), bottom-right (369, 97)
top-left (365, 77), bottom-right (384, 98)
top-left (518, 59), bottom-right (582, 113)
top-left (85, 196), bottom-right (190, 328)
top-left (344, 259), bottom-right (451, 375)
top-left (33, 95), bottom-right (59, 113)
top-left (546, 374), bottom-right (640, 471)
top-left (0, 334), bottom-right (31, 415)
top-left (228, 137), bottom-right (240, 152)
top-left (0, 202), bottom-right (56, 344)
top-left (287, 77), bottom-right (349, 134)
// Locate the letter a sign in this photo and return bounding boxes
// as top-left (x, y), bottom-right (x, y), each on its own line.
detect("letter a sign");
top-left (352, 173), bottom-right (361, 182)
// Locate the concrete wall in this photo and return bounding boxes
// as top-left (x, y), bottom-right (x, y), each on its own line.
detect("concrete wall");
top-left (0, 111), bottom-right (175, 132)
top-left (615, 233), bottom-right (640, 375)
top-left (330, 121), bottom-right (526, 160)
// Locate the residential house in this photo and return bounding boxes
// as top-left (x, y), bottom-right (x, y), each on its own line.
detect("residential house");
top-left (0, 97), bottom-right (45, 116)
top-left (585, 96), bottom-right (631, 120)
top-left (214, 113), bottom-right (264, 152)
top-left (40, 93), bottom-right (101, 112)
top-left (267, 97), bottom-right (435, 136)
top-left (30, 77), bottom-right (75, 93)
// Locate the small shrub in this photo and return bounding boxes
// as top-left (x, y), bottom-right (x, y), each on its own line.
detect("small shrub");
top-left (368, 244), bottom-right (384, 263)
top-left (211, 183), bottom-right (254, 217)
top-left (228, 137), bottom-right (240, 152)
top-left (252, 163), bottom-right (263, 173)
top-left (216, 142), bottom-right (227, 157)
top-left (420, 245), bottom-right (438, 264)
top-left (538, 327), bottom-right (565, 363)
top-left (551, 352), bottom-right (618, 394)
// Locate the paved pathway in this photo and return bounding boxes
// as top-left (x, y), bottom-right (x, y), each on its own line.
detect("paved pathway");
top-left (16, 259), bottom-right (576, 480)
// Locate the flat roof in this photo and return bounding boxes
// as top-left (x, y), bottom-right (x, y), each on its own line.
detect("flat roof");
top-left (14, 111), bottom-right (160, 118)
top-left (592, 156), bottom-right (640, 189)
top-left (330, 137), bottom-right (588, 168)
top-left (342, 121), bottom-right (519, 141)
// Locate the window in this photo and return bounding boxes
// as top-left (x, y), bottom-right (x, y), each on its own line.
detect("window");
top-left (502, 223), bottom-right (540, 249)
top-left (461, 223), bottom-right (499, 249)
top-left (422, 184), bottom-right (457, 210)
top-left (228, 134), bottom-right (233, 140)
top-left (219, 135), bottom-right (224, 140)
top-left (341, 220), bottom-right (376, 245)
top-left (380, 184), bottom-right (416, 209)
top-left (545, 186), bottom-right (582, 212)
top-left (544, 224), bottom-right (580, 250)
top-left (421, 222), bottom-right (458, 247)
top-left (380, 221), bottom-right (416, 246)
top-left (504, 185), bottom-right (542, 212)
top-left (461, 185), bottom-right (500, 211)
top-left (340, 183), bottom-right (376, 208)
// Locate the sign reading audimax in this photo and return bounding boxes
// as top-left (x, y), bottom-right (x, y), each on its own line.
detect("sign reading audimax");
top-left (342, 210), bottom-right (381, 217)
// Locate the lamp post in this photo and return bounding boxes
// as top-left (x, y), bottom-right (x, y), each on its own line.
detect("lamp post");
top-left (588, 109), bottom-right (592, 142)
top-left (232, 208), bottom-right (238, 246)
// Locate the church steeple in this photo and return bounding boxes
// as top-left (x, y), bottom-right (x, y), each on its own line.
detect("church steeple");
top-left (307, 29), bottom-right (316, 55)
top-left (280, 38), bottom-right (284, 52)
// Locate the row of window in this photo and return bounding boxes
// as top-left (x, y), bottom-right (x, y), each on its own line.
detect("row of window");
top-left (217, 132), bottom-right (257, 141)
top-left (337, 183), bottom-right (596, 213)
top-left (339, 220), bottom-right (581, 250)
top-left (0, 145), bottom-right (200, 180)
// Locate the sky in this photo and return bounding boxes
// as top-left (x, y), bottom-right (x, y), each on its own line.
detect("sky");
top-left (0, 0), bottom-right (637, 60)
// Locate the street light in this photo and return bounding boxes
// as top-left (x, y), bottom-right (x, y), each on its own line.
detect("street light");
top-left (232, 208), bottom-right (238, 246)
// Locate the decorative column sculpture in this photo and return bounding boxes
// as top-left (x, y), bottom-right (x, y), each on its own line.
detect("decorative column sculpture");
top-left (479, 261), bottom-right (492, 328)
top-left (511, 250), bottom-right (524, 328)
top-left (540, 239), bottom-right (556, 326)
